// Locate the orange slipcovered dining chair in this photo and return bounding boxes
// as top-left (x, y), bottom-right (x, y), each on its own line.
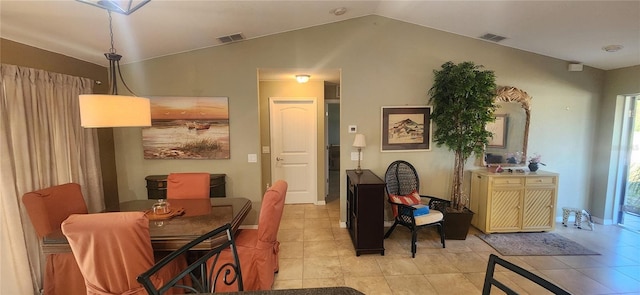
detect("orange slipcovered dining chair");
top-left (138, 223), bottom-right (244, 294)
top-left (61, 212), bottom-right (187, 295)
top-left (22, 183), bottom-right (87, 295)
top-left (213, 180), bottom-right (288, 291)
top-left (167, 172), bottom-right (210, 199)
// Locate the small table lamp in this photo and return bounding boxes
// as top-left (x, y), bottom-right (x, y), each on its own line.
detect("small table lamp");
top-left (352, 134), bottom-right (366, 174)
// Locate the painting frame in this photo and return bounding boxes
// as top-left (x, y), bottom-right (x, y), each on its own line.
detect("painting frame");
top-left (381, 106), bottom-right (432, 152)
top-left (486, 114), bottom-right (507, 148)
top-left (142, 96), bottom-right (230, 160)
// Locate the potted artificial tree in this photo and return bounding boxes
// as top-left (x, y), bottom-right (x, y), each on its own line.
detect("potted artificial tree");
top-left (428, 61), bottom-right (497, 239)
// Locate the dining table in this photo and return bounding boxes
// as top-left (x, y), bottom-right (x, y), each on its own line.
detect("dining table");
top-left (42, 197), bottom-right (252, 254)
top-left (210, 287), bottom-right (365, 295)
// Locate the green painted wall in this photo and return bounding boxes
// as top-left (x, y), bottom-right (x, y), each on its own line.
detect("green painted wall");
top-left (7, 14), bottom-right (634, 224)
top-left (592, 65), bottom-right (640, 223)
top-left (114, 15), bottom-right (610, 223)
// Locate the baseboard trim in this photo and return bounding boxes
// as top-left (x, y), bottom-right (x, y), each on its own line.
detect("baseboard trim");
top-left (592, 216), bottom-right (614, 225)
top-left (317, 200), bottom-right (326, 206)
top-left (555, 215), bottom-right (612, 225)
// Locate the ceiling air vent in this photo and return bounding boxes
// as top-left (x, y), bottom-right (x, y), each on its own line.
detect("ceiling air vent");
top-left (217, 33), bottom-right (245, 44)
top-left (479, 33), bottom-right (507, 43)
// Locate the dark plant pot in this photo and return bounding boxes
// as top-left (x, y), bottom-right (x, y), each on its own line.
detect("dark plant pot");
top-left (528, 163), bottom-right (539, 172)
top-left (443, 208), bottom-right (474, 240)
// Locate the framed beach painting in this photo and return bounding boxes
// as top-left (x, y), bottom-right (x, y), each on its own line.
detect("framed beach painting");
top-left (142, 96), bottom-right (230, 159)
top-left (381, 106), bottom-right (432, 151)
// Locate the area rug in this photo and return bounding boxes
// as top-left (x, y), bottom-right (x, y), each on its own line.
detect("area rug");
top-left (477, 232), bottom-right (599, 256)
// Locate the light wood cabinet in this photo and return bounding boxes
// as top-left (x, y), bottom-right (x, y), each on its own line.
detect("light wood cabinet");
top-left (469, 170), bottom-right (558, 233)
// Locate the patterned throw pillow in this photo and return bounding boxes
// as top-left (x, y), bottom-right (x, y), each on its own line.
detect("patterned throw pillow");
top-left (388, 190), bottom-right (421, 217)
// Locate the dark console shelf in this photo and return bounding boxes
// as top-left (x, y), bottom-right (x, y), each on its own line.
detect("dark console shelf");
top-left (346, 169), bottom-right (385, 256)
top-left (145, 174), bottom-right (226, 199)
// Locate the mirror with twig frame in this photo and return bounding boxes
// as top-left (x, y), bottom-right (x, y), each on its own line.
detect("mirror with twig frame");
top-left (483, 86), bottom-right (532, 166)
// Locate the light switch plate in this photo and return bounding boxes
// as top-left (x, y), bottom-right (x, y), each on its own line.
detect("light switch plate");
top-left (351, 152), bottom-right (360, 161)
top-left (348, 125), bottom-right (357, 133)
top-left (248, 154), bottom-right (257, 163)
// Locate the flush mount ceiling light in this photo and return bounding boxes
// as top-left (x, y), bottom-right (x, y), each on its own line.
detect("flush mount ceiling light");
top-left (602, 45), bottom-right (623, 52)
top-left (296, 75), bottom-right (311, 83)
top-left (76, 0), bottom-right (151, 128)
top-left (76, 0), bottom-right (150, 15)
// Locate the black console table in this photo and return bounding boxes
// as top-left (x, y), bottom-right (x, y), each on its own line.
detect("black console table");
top-left (346, 169), bottom-right (385, 256)
top-left (145, 174), bottom-right (226, 199)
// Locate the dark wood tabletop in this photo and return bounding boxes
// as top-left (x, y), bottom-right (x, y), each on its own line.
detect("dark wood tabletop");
top-left (42, 197), bottom-right (252, 254)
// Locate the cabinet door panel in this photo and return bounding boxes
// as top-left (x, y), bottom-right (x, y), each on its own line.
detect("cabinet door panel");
top-left (523, 188), bottom-right (555, 230)
top-left (489, 189), bottom-right (522, 231)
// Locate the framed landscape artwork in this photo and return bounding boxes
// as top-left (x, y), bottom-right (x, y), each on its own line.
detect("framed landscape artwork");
top-left (142, 96), bottom-right (230, 159)
top-left (381, 106), bottom-right (431, 151)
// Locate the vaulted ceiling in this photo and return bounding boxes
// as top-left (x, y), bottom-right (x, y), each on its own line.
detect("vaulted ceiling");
top-left (1, 1), bottom-right (638, 74)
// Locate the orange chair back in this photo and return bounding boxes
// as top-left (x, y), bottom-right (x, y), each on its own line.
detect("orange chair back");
top-left (22, 183), bottom-right (88, 237)
top-left (211, 180), bottom-right (288, 292)
top-left (257, 180), bottom-right (287, 246)
top-left (62, 212), bottom-right (157, 295)
top-left (167, 172), bottom-right (210, 199)
top-left (22, 183), bottom-right (89, 295)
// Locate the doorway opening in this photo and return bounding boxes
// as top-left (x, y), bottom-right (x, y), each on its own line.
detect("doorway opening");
top-left (257, 68), bottom-right (341, 205)
top-left (269, 98), bottom-right (318, 204)
top-left (326, 82), bottom-right (340, 203)
top-left (616, 95), bottom-right (640, 232)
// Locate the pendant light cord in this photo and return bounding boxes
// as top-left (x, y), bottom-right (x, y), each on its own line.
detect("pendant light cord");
top-left (105, 10), bottom-right (137, 96)
top-left (108, 10), bottom-right (116, 54)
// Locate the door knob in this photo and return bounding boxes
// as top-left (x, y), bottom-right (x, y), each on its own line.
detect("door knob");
top-left (276, 157), bottom-right (284, 161)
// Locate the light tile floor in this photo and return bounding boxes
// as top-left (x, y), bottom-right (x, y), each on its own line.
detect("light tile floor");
top-left (620, 212), bottom-right (640, 233)
top-left (273, 198), bottom-right (640, 294)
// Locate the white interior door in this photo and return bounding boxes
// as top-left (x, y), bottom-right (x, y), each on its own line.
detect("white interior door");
top-left (270, 98), bottom-right (317, 204)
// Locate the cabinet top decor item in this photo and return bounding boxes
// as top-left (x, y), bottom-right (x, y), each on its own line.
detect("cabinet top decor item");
top-left (529, 153), bottom-right (546, 165)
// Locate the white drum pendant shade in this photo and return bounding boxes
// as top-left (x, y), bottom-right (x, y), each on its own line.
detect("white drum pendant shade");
top-left (79, 94), bottom-right (151, 127)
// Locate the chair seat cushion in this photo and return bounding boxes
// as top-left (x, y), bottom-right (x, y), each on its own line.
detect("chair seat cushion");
top-left (414, 210), bottom-right (443, 226)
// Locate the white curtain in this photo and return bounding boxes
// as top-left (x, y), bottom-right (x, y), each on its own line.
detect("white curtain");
top-left (0, 64), bottom-right (105, 294)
